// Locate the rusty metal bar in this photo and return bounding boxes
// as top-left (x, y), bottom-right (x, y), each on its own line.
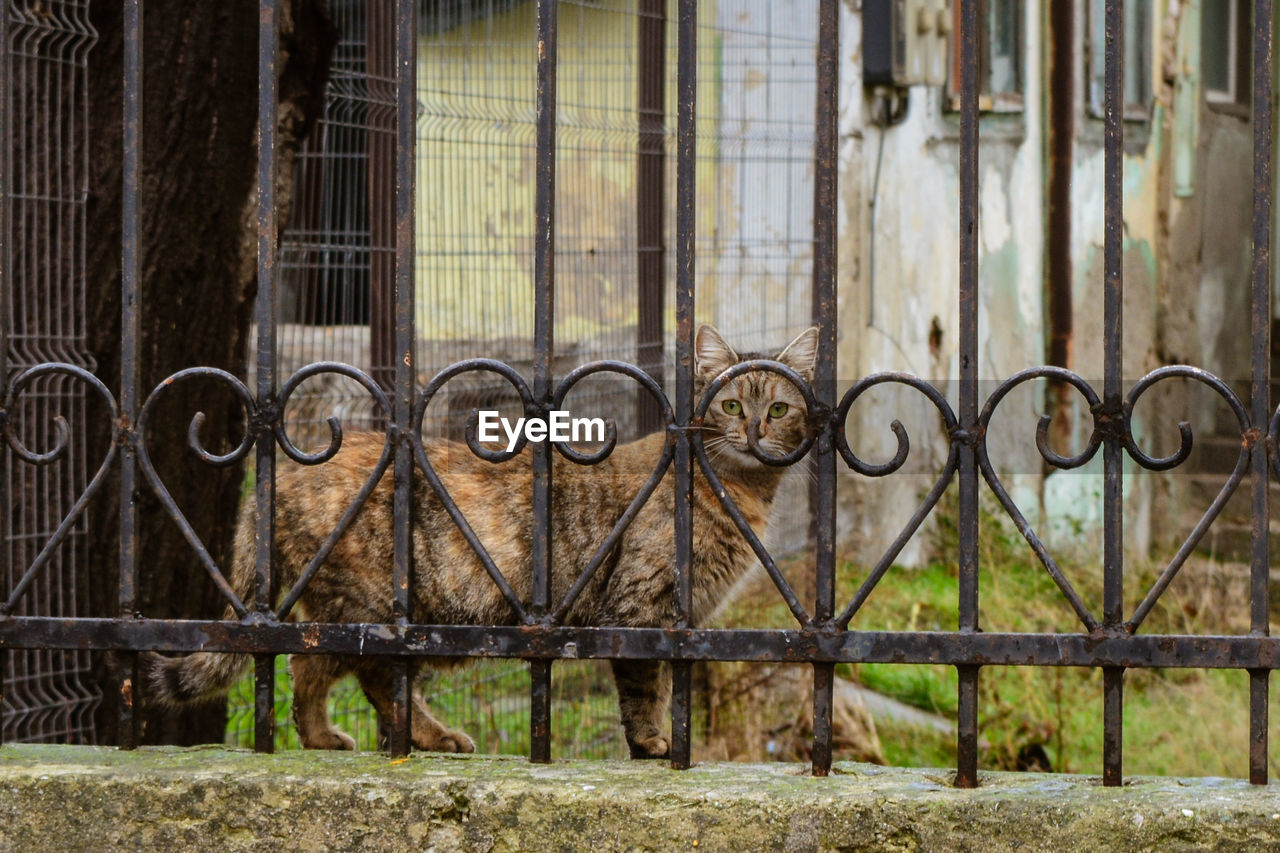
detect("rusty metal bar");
top-left (117, 0), bottom-right (144, 752)
top-left (253, 0), bottom-right (282, 755)
top-left (669, 0), bottom-right (697, 772)
top-left (0, 0), bottom-right (9, 750)
top-left (1249, 0), bottom-right (1274, 787)
top-left (529, 0), bottom-right (558, 764)
top-left (956, 0), bottom-right (981, 790)
top-left (1101, 0), bottom-right (1125, 788)
top-left (368, 0), bottom-right (397, 395)
top-left (635, 0), bottom-right (665, 436)
top-left (14, 619), bottom-right (1280, 670)
top-left (809, 0), bottom-right (839, 779)
top-left (388, 0), bottom-right (418, 757)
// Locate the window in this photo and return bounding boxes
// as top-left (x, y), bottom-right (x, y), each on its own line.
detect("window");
top-left (1202, 0), bottom-right (1251, 110)
top-left (947, 0), bottom-right (1023, 111)
top-left (1088, 0), bottom-right (1152, 119)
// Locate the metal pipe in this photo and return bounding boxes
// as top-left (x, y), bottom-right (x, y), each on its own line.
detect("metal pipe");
top-left (1046, 0), bottom-right (1075, 435)
top-left (956, 0), bottom-right (981, 791)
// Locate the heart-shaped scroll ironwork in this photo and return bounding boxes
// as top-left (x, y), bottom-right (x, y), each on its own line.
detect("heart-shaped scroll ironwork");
top-left (1, 363), bottom-right (122, 615)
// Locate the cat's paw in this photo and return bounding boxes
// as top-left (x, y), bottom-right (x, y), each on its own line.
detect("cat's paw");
top-left (302, 728), bottom-right (357, 750)
top-left (417, 728), bottom-right (475, 754)
top-left (627, 735), bottom-right (671, 759)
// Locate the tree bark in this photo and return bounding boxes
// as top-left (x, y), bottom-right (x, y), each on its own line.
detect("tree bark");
top-left (84, 0), bottom-right (334, 745)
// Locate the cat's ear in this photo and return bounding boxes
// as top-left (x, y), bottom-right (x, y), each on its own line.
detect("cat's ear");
top-left (776, 326), bottom-right (819, 382)
top-left (695, 324), bottom-right (738, 381)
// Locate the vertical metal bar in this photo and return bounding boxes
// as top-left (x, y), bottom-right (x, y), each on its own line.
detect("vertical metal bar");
top-left (809, 0), bottom-right (839, 779)
top-left (1101, 0), bottom-right (1124, 788)
top-left (635, 0), bottom-right (666, 436)
top-left (955, 0), bottom-right (980, 790)
top-left (1249, 0), bottom-right (1274, 787)
top-left (389, 0), bottom-right (418, 758)
top-left (253, 0), bottom-right (281, 754)
top-left (529, 0), bottom-right (557, 764)
top-left (117, 0), bottom-right (143, 751)
top-left (0, 0), bottom-right (9, 750)
top-left (669, 0), bottom-right (697, 771)
top-left (368, 0), bottom-right (396, 395)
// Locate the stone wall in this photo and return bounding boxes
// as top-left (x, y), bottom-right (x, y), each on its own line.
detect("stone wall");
top-left (4, 745), bottom-right (1280, 851)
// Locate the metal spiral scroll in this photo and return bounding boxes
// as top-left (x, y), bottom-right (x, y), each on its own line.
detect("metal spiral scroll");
top-left (975, 367), bottom-right (1103, 631)
top-left (690, 359), bottom-right (820, 627)
top-left (136, 367), bottom-right (264, 617)
top-left (548, 361), bottom-right (674, 623)
top-left (411, 358), bottom-right (537, 623)
top-left (273, 363), bottom-right (393, 619)
top-left (136, 363), bottom-right (396, 619)
top-left (410, 358), bottom-right (679, 627)
top-left (971, 365), bottom-right (1253, 634)
top-left (1124, 366), bottom-right (1249, 631)
top-left (833, 373), bottom-right (959, 628)
top-left (1, 363), bottom-right (122, 615)
top-left (6, 355), bottom-right (1264, 638)
top-left (688, 360), bottom-right (1260, 637)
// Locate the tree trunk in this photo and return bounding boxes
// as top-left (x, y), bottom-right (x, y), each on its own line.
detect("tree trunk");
top-left (83, 0), bottom-right (334, 745)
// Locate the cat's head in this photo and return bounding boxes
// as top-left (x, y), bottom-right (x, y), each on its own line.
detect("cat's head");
top-left (694, 324), bottom-right (818, 472)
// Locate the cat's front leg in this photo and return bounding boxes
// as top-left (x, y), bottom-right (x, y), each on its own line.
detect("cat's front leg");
top-left (290, 654), bottom-right (357, 750)
top-left (610, 659), bottom-right (672, 759)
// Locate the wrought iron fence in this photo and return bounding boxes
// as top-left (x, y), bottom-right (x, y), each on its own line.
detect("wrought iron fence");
top-left (2, 0), bottom-right (1279, 789)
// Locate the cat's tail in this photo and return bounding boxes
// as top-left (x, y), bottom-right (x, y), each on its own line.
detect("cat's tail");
top-left (140, 499), bottom-right (260, 707)
top-left (141, 645), bottom-right (250, 708)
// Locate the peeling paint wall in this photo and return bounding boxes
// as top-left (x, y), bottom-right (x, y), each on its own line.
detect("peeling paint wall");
top-left (834, 0), bottom-right (1257, 570)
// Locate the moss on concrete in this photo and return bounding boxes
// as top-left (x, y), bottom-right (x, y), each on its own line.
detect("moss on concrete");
top-left (4, 744), bottom-right (1280, 851)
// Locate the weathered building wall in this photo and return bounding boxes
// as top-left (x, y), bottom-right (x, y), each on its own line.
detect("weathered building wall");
top-left (833, 1), bottom-right (1258, 572)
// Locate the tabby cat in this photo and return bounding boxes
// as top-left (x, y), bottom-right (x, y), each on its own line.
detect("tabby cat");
top-left (145, 323), bottom-right (817, 758)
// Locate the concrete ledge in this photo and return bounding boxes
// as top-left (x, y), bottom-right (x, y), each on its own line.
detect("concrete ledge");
top-left (4, 745), bottom-right (1280, 851)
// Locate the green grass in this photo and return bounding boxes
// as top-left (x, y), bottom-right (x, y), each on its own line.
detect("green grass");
top-left (826, 499), bottom-right (1274, 778)
top-left (704, 489), bottom-right (1278, 777)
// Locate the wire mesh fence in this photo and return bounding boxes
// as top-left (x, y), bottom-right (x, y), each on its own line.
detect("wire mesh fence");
top-left (0, 0), bottom-right (101, 745)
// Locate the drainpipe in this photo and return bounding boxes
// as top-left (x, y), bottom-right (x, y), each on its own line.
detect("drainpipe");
top-left (1046, 0), bottom-right (1075, 436)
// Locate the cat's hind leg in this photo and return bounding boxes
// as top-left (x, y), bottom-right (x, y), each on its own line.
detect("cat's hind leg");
top-left (611, 659), bottom-right (672, 759)
top-left (290, 654), bottom-right (357, 749)
top-left (354, 660), bottom-right (475, 753)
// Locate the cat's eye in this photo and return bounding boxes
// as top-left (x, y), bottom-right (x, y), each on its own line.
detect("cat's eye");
top-left (722, 399), bottom-right (742, 416)
top-left (768, 402), bottom-right (789, 418)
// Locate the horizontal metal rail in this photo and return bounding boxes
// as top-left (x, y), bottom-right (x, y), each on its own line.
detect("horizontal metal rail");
top-left (7, 618), bottom-right (1280, 671)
